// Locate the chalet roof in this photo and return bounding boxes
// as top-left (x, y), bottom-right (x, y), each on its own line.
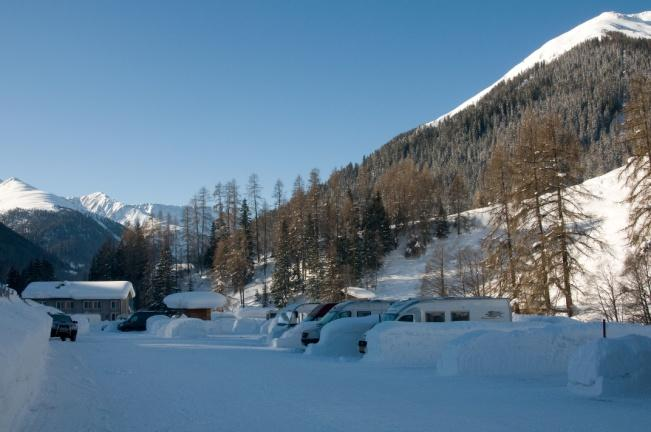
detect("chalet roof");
top-left (22, 281), bottom-right (135, 300)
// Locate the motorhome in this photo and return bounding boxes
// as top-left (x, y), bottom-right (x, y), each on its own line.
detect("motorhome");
top-left (358, 297), bottom-right (511, 353)
top-left (268, 302), bottom-right (320, 339)
top-left (301, 300), bottom-right (393, 345)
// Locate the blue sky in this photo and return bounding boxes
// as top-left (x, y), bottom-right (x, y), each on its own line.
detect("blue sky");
top-left (0, 0), bottom-right (648, 205)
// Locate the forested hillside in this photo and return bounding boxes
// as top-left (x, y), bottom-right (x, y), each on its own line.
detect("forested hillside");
top-left (0, 222), bottom-right (67, 280)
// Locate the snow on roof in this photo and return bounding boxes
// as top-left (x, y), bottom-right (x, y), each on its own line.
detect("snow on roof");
top-left (22, 281), bottom-right (135, 300)
top-left (342, 287), bottom-right (376, 299)
top-left (163, 291), bottom-right (227, 309)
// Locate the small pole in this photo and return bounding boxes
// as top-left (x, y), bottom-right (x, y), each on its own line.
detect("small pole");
top-left (602, 319), bottom-right (607, 338)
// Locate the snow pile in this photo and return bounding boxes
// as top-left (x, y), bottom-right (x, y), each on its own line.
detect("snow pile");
top-left (234, 306), bottom-right (276, 319)
top-left (342, 287), bottom-right (376, 299)
top-left (272, 321), bottom-right (320, 349)
top-left (363, 321), bottom-right (523, 367)
top-left (232, 318), bottom-right (266, 334)
top-left (0, 292), bottom-right (52, 431)
top-left (70, 314), bottom-right (91, 335)
top-left (437, 321), bottom-right (599, 376)
top-left (568, 335), bottom-right (651, 397)
top-left (306, 316), bottom-right (382, 358)
top-left (426, 11), bottom-right (651, 126)
top-left (148, 314), bottom-right (265, 338)
top-left (163, 291), bottom-right (226, 309)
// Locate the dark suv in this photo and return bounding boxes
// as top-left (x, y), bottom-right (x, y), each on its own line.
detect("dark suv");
top-left (48, 313), bottom-right (78, 341)
top-left (118, 310), bottom-right (175, 332)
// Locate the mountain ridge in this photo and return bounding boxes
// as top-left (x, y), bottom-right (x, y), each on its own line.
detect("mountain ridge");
top-left (425, 11), bottom-right (651, 127)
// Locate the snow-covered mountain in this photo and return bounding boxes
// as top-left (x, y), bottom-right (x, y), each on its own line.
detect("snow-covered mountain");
top-left (0, 177), bottom-right (184, 227)
top-left (70, 192), bottom-right (184, 227)
top-left (0, 177), bottom-right (83, 214)
top-left (426, 11), bottom-right (651, 126)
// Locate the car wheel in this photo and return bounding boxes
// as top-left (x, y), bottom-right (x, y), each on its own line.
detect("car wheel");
top-left (70, 334), bottom-right (77, 342)
top-left (60, 336), bottom-right (66, 341)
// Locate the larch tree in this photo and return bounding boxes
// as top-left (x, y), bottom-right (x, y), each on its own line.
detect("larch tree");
top-left (621, 74), bottom-right (651, 252)
top-left (512, 113), bottom-right (601, 316)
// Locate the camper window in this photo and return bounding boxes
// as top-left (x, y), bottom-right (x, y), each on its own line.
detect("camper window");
top-left (356, 311), bottom-right (371, 317)
top-left (451, 311), bottom-right (470, 321)
top-left (339, 311), bottom-right (352, 318)
top-left (425, 312), bottom-right (445, 322)
top-left (397, 315), bottom-right (414, 322)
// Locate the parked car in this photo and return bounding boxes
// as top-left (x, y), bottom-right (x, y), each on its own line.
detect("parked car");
top-left (358, 297), bottom-right (512, 353)
top-left (268, 302), bottom-right (320, 340)
top-left (118, 310), bottom-right (175, 332)
top-left (301, 300), bottom-right (393, 346)
top-left (48, 313), bottom-right (78, 341)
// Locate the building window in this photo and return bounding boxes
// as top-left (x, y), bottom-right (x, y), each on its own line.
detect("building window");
top-left (425, 312), bottom-right (445, 322)
top-left (451, 311), bottom-right (470, 321)
top-left (95, 301), bottom-right (101, 309)
top-left (83, 301), bottom-right (91, 310)
top-left (111, 313), bottom-right (116, 320)
top-left (111, 301), bottom-right (117, 310)
top-left (56, 301), bottom-right (63, 310)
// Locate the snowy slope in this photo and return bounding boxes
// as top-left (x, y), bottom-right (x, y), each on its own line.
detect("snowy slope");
top-left (371, 164), bottom-right (632, 318)
top-left (426, 11), bottom-right (651, 126)
top-left (0, 178), bottom-right (82, 213)
top-left (71, 192), bottom-right (185, 226)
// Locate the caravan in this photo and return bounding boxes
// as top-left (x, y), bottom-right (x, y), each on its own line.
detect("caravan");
top-left (358, 297), bottom-right (511, 353)
top-left (300, 300), bottom-right (393, 345)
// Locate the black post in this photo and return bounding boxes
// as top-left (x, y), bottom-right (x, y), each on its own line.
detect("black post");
top-left (602, 319), bottom-right (607, 338)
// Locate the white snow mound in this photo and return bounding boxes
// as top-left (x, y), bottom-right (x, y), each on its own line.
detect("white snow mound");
top-left (163, 291), bottom-right (227, 309)
top-left (568, 335), bottom-right (651, 397)
top-left (306, 316), bottom-right (382, 358)
top-left (0, 292), bottom-right (52, 431)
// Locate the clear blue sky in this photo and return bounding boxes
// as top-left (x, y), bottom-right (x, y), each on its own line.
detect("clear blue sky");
top-left (0, 0), bottom-right (647, 205)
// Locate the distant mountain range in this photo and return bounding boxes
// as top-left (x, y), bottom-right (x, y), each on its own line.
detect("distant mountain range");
top-left (0, 177), bottom-right (184, 277)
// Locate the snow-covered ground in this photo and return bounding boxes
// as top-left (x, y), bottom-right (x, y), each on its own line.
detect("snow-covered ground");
top-left (16, 326), bottom-right (651, 432)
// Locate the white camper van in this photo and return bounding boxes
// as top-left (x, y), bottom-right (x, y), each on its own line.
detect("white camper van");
top-left (301, 300), bottom-right (393, 345)
top-left (267, 302), bottom-right (320, 340)
top-left (358, 297), bottom-right (511, 353)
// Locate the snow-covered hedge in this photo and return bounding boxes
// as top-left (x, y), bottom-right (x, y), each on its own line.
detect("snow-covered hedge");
top-left (568, 335), bottom-right (651, 397)
top-left (306, 316), bottom-right (381, 358)
top-left (0, 292), bottom-right (52, 431)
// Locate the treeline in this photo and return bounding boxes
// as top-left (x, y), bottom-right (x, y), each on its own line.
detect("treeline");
top-left (417, 74), bottom-right (651, 323)
top-left (89, 219), bottom-right (180, 310)
top-left (3, 259), bottom-right (56, 295)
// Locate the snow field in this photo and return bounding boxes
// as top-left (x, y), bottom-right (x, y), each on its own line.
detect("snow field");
top-left (568, 335), bottom-right (651, 397)
top-left (0, 292), bottom-right (52, 431)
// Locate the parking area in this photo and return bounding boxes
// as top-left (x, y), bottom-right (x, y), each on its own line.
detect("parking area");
top-left (19, 331), bottom-right (651, 432)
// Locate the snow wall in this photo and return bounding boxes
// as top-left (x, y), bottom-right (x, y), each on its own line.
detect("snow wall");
top-left (0, 292), bottom-right (52, 431)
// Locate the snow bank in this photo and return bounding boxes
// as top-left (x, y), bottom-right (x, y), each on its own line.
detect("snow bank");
top-left (70, 314), bottom-right (91, 335)
top-left (306, 316), bottom-right (381, 358)
top-left (272, 321), bottom-right (320, 350)
top-left (363, 321), bottom-right (525, 367)
top-left (163, 291), bottom-right (227, 309)
top-left (0, 292), bottom-right (52, 431)
top-left (148, 315), bottom-right (265, 338)
top-left (437, 321), bottom-right (597, 376)
top-left (568, 335), bottom-right (651, 397)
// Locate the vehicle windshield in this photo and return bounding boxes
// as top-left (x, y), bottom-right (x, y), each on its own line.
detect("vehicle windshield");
top-left (381, 313), bottom-right (398, 322)
top-left (51, 314), bottom-right (73, 323)
top-left (318, 311), bottom-right (338, 326)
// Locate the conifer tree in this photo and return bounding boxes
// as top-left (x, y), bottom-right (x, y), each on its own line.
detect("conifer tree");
top-left (271, 219), bottom-right (293, 306)
top-left (622, 74), bottom-right (651, 252)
